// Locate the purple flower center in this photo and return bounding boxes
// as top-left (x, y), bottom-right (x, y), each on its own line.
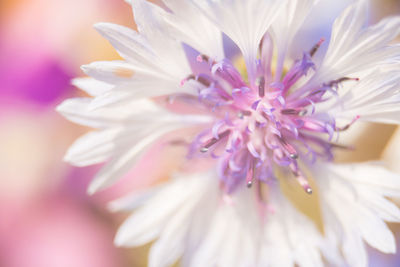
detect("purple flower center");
top-left (181, 38), bottom-right (360, 194)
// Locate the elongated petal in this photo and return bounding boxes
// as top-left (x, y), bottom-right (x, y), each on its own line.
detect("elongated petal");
top-left (108, 185), bottom-right (164, 212)
top-left (270, 0), bottom-right (319, 79)
top-left (320, 67), bottom-right (400, 124)
top-left (64, 128), bottom-right (122, 166)
top-left (57, 98), bottom-right (169, 128)
top-left (161, 0), bottom-right (224, 60)
top-left (57, 97), bottom-right (125, 128)
top-left (94, 22), bottom-right (158, 70)
top-left (88, 125), bottom-right (176, 194)
top-left (314, 162), bottom-right (399, 266)
top-left (114, 172), bottom-right (214, 247)
top-left (312, 1), bottom-right (400, 84)
top-left (71, 77), bottom-right (113, 96)
top-left (192, 0), bottom-right (286, 81)
top-left (131, 0), bottom-right (191, 78)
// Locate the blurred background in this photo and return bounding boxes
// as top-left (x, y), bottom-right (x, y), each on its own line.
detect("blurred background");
top-left (0, 0), bottom-right (400, 266)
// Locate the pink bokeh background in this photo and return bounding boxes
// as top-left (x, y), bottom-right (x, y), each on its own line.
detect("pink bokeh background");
top-left (1, 0), bottom-right (400, 266)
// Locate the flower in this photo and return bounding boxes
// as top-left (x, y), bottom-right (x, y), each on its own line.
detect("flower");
top-left (58, 0), bottom-right (400, 266)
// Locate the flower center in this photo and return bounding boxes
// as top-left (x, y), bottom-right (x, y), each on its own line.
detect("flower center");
top-left (181, 38), bottom-right (360, 194)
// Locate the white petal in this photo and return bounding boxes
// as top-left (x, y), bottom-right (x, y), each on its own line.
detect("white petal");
top-left (87, 125), bottom-right (178, 194)
top-left (114, 172), bottom-right (213, 247)
top-left (363, 192), bottom-right (400, 222)
top-left (358, 206), bottom-right (396, 254)
top-left (327, 68), bottom-right (400, 124)
top-left (114, 177), bottom-right (190, 247)
top-left (342, 230), bottom-right (368, 267)
top-left (192, 0), bottom-right (286, 81)
top-left (87, 77), bottom-right (196, 109)
top-left (312, 1), bottom-right (400, 84)
top-left (71, 77), bottom-right (113, 96)
top-left (56, 98), bottom-right (123, 128)
top-left (81, 61), bottom-right (140, 84)
top-left (189, 187), bottom-right (260, 267)
top-left (148, 201), bottom-right (193, 267)
top-left (131, 0), bottom-right (191, 78)
top-left (260, 189), bottom-right (323, 267)
top-left (314, 162), bottom-right (399, 267)
top-left (108, 185), bottom-right (164, 212)
top-left (188, 207), bottom-right (229, 267)
top-left (331, 162), bottom-right (400, 197)
top-left (64, 128), bottom-right (122, 167)
top-left (270, 0), bottom-right (319, 79)
top-left (161, 0), bottom-right (225, 60)
top-left (57, 98), bottom-right (170, 128)
top-left (94, 22), bottom-right (159, 71)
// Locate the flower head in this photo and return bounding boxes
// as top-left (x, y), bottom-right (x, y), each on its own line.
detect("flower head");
top-left (58, 0), bottom-right (400, 266)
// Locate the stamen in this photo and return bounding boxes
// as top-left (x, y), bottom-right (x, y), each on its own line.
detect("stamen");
top-left (197, 76), bottom-right (212, 87)
top-left (242, 110), bottom-right (252, 116)
top-left (327, 77), bottom-right (359, 88)
top-left (238, 110), bottom-right (252, 119)
top-left (180, 74), bottom-right (196, 86)
top-left (281, 109), bottom-right (301, 115)
top-left (335, 115), bottom-right (360, 131)
top-left (196, 54), bottom-right (210, 63)
top-left (256, 76), bottom-right (265, 97)
top-left (329, 142), bottom-right (355, 150)
top-left (295, 172), bottom-right (313, 194)
top-left (200, 130), bottom-right (230, 153)
top-left (246, 161), bottom-right (256, 188)
top-left (309, 37), bottom-right (325, 57)
top-left (278, 137), bottom-right (298, 159)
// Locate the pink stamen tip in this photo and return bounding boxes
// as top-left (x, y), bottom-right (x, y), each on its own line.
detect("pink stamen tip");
top-left (310, 37), bottom-right (325, 56)
top-left (294, 172), bottom-right (312, 195)
top-left (196, 55), bottom-right (203, 62)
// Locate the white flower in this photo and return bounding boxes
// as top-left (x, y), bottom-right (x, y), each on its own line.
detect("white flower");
top-left (58, 0), bottom-right (400, 266)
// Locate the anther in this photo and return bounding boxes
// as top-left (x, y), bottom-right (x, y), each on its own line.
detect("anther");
top-left (256, 76), bottom-right (265, 97)
top-left (310, 37), bottom-right (325, 57)
top-left (200, 130), bottom-right (230, 152)
top-left (335, 115), bottom-right (360, 131)
top-left (180, 74), bottom-right (196, 86)
top-left (246, 162), bottom-right (256, 189)
top-left (278, 137), bottom-right (298, 160)
top-left (294, 171), bottom-right (313, 195)
top-left (281, 109), bottom-right (300, 115)
top-left (329, 142), bottom-right (355, 150)
top-left (196, 54), bottom-right (210, 63)
top-left (327, 77), bottom-right (359, 88)
top-left (238, 110), bottom-right (252, 118)
top-left (197, 76), bottom-right (212, 87)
